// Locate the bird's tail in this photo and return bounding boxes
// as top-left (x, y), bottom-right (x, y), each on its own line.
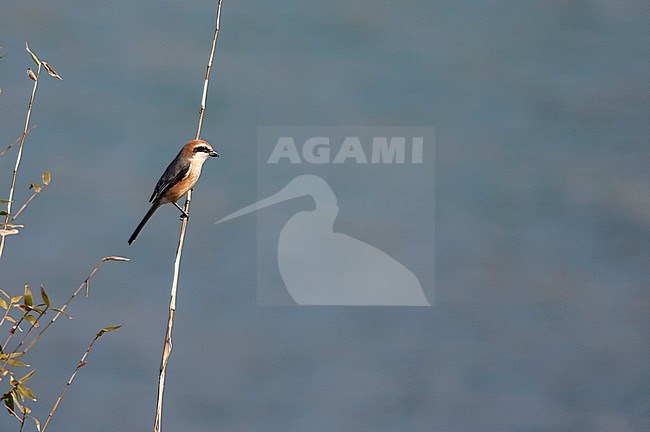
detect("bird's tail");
top-left (128, 203), bottom-right (159, 245)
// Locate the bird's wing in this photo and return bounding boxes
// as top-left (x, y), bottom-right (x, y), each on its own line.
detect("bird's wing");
top-left (150, 156), bottom-right (190, 203)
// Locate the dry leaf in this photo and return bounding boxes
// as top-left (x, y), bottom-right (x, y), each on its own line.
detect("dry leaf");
top-left (104, 256), bottom-right (130, 262)
top-left (0, 229), bottom-right (19, 237)
top-left (42, 61), bottom-right (62, 80)
top-left (26, 68), bottom-right (37, 81)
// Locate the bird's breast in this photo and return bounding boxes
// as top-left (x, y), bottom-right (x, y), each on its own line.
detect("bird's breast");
top-left (165, 165), bottom-right (202, 202)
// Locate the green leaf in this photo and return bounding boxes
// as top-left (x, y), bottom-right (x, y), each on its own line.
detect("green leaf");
top-left (15, 385), bottom-right (36, 402)
top-left (97, 324), bottom-right (122, 337)
top-left (23, 284), bottom-right (33, 307)
top-left (2, 352), bottom-right (25, 359)
top-left (11, 389), bottom-right (25, 411)
top-left (4, 358), bottom-right (28, 367)
top-left (18, 304), bottom-right (44, 314)
top-left (3, 392), bottom-right (14, 413)
top-left (25, 42), bottom-right (40, 66)
top-left (0, 210), bottom-right (8, 216)
top-left (24, 315), bottom-right (38, 327)
top-left (41, 171), bottom-right (51, 186)
top-left (40, 285), bottom-right (50, 308)
top-left (18, 370), bottom-right (35, 384)
top-left (0, 353), bottom-right (24, 362)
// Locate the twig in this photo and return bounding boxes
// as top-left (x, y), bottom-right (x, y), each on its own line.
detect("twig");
top-left (18, 410), bottom-right (26, 432)
top-left (153, 2), bottom-right (222, 431)
top-left (2, 311), bottom-right (27, 352)
top-left (1, 43), bottom-right (61, 257)
top-left (0, 297), bottom-right (12, 328)
top-left (0, 60), bottom-right (41, 259)
top-left (12, 190), bottom-right (39, 221)
top-left (0, 256), bottom-right (129, 377)
top-left (0, 126), bottom-right (36, 159)
top-left (2, 305), bottom-right (48, 358)
top-left (41, 325), bottom-right (121, 432)
top-left (12, 175), bottom-right (50, 221)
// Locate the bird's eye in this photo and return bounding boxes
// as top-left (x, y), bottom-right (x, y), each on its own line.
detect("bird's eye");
top-left (194, 146), bottom-right (209, 153)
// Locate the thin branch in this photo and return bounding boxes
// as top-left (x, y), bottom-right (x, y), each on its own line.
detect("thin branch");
top-left (153, 2), bottom-right (222, 431)
top-left (2, 305), bottom-right (48, 358)
top-left (2, 394), bottom-right (22, 421)
top-left (0, 126), bottom-right (36, 159)
top-left (0, 299), bottom-right (12, 328)
top-left (0, 291), bottom-right (44, 353)
top-left (41, 325), bottom-right (121, 432)
top-left (11, 179), bottom-right (49, 221)
top-left (0, 61), bottom-right (41, 259)
top-left (11, 195), bottom-right (40, 221)
top-left (0, 256), bottom-right (129, 377)
top-left (2, 311), bottom-right (27, 352)
top-left (18, 410), bottom-right (27, 432)
top-left (11, 191), bottom-right (39, 221)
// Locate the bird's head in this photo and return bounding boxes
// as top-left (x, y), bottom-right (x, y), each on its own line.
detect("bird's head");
top-left (183, 139), bottom-right (220, 161)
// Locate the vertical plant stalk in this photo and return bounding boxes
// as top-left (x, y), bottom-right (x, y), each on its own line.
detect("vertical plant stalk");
top-left (0, 63), bottom-right (42, 258)
top-left (153, 1), bottom-right (222, 432)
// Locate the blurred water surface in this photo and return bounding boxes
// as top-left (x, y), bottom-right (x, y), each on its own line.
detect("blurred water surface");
top-left (0, 1), bottom-right (648, 431)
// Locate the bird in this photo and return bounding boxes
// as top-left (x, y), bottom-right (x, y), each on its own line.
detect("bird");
top-left (128, 139), bottom-right (219, 244)
top-left (216, 175), bottom-right (430, 305)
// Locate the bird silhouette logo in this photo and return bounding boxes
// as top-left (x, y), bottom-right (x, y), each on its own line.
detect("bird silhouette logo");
top-left (216, 175), bottom-right (430, 306)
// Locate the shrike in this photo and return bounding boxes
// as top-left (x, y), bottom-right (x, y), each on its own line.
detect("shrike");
top-left (128, 139), bottom-right (219, 244)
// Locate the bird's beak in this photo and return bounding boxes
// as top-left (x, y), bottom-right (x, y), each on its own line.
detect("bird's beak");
top-left (209, 150), bottom-right (220, 158)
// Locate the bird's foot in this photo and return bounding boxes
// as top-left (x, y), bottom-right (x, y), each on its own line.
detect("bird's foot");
top-left (172, 201), bottom-right (190, 219)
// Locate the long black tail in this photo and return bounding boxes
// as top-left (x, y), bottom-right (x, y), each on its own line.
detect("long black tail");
top-left (128, 203), bottom-right (160, 244)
